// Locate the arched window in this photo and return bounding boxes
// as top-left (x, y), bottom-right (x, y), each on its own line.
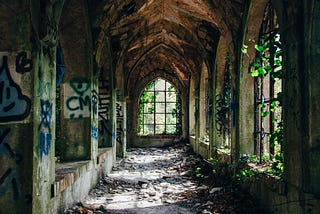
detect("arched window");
top-left (251, 1), bottom-right (283, 162)
top-left (138, 78), bottom-right (182, 135)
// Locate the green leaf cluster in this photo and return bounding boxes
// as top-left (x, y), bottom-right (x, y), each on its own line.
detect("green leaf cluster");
top-left (250, 36), bottom-right (282, 79)
top-left (247, 33), bottom-right (285, 178)
top-left (195, 167), bottom-right (204, 179)
top-left (267, 152), bottom-right (284, 177)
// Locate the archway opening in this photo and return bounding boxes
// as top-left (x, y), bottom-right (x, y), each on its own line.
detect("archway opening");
top-left (138, 78), bottom-right (182, 136)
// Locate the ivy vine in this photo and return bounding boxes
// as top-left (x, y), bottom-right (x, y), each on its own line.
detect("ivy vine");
top-left (215, 50), bottom-right (231, 140)
top-left (244, 32), bottom-right (284, 177)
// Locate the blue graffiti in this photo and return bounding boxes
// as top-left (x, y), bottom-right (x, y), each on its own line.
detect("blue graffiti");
top-left (39, 99), bottom-right (52, 131)
top-left (38, 99), bottom-right (52, 159)
top-left (39, 132), bottom-right (51, 159)
top-left (0, 56), bottom-right (31, 122)
top-left (91, 126), bottom-right (98, 140)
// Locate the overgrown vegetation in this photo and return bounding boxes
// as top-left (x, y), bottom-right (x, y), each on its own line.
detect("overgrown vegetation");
top-left (242, 32), bottom-right (284, 178)
top-left (215, 50), bottom-right (232, 149)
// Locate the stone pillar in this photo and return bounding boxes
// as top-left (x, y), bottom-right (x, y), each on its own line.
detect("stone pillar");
top-left (116, 90), bottom-right (126, 158)
top-left (303, 0), bottom-right (320, 195)
top-left (98, 69), bottom-right (113, 147)
top-left (91, 71), bottom-right (99, 164)
top-left (31, 1), bottom-right (65, 213)
top-left (33, 45), bottom-right (57, 214)
top-left (281, 1), bottom-right (305, 198)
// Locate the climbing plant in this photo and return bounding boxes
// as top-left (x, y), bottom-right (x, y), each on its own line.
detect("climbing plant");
top-left (241, 1), bottom-right (284, 177)
top-left (249, 31), bottom-right (284, 177)
top-left (215, 50), bottom-right (232, 147)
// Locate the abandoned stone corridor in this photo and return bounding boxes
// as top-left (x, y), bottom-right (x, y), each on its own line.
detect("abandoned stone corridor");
top-left (1, 0), bottom-right (320, 213)
top-left (65, 144), bottom-right (260, 214)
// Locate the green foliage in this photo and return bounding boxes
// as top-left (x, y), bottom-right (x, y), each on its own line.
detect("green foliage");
top-left (138, 80), bottom-right (157, 134)
top-left (249, 35), bottom-right (282, 80)
top-left (240, 169), bottom-right (254, 177)
top-left (208, 157), bottom-right (218, 165)
top-left (270, 122), bottom-right (284, 149)
top-left (267, 152), bottom-right (284, 177)
top-left (195, 167), bottom-right (204, 179)
top-left (262, 154), bottom-right (270, 162)
top-left (250, 34), bottom-right (284, 169)
top-left (215, 49), bottom-right (232, 139)
top-left (249, 155), bottom-right (258, 163)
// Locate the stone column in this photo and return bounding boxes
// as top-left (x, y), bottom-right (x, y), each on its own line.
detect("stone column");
top-left (116, 90), bottom-right (126, 158)
top-left (303, 0), bottom-right (320, 195)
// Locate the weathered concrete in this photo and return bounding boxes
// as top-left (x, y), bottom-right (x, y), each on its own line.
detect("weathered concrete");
top-left (53, 147), bottom-right (115, 213)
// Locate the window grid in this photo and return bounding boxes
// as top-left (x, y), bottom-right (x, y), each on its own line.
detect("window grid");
top-left (139, 79), bottom-right (180, 135)
top-left (253, 1), bottom-right (282, 162)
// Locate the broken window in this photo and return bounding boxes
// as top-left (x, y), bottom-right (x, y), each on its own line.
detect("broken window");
top-left (138, 78), bottom-right (182, 136)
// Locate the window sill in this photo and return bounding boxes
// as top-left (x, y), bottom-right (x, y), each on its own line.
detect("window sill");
top-left (242, 163), bottom-right (286, 195)
top-left (53, 148), bottom-right (113, 197)
top-left (53, 160), bottom-right (93, 197)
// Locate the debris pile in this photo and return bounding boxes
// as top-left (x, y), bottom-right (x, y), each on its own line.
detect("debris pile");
top-left (65, 144), bottom-right (262, 214)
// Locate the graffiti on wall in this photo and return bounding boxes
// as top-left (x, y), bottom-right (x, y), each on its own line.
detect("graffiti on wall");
top-left (0, 128), bottom-right (22, 200)
top-left (91, 89), bottom-right (98, 116)
top-left (91, 89), bottom-right (98, 141)
top-left (15, 51), bottom-right (33, 74)
top-left (39, 99), bottom-right (53, 132)
top-left (39, 99), bottom-right (52, 159)
top-left (116, 102), bottom-right (124, 145)
top-left (39, 133), bottom-right (51, 159)
top-left (0, 56), bottom-right (31, 123)
top-left (91, 125), bottom-right (98, 141)
top-left (98, 75), bottom-right (113, 146)
top-left (64, 77), bottom-right (91, 118)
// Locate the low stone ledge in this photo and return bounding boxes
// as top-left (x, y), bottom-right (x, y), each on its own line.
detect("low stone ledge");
top-left (53, 148), bottom-right (114, 197)
top-left (97, 147), bottom-right (113, 164)
top-left (53, 160), bottom-right (93, 197)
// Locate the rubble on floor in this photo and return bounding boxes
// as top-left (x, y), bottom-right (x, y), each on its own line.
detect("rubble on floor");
top-left (65, 144), bottom-right (264, 214)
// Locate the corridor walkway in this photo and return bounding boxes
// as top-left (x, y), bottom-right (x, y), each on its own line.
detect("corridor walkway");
top-left (65, 144), bottom-right (261, 214)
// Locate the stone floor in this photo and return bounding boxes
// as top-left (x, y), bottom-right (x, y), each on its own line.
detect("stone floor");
top-left (65, 143), bottom-right (263, 214)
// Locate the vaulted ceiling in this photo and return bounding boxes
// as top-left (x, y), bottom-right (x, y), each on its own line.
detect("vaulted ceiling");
top-left (90, 0), bottom-right (246, 88)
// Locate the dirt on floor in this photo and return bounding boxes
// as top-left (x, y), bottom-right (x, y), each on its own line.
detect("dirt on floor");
top-left (65, 143), bottom-right (266, 214)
